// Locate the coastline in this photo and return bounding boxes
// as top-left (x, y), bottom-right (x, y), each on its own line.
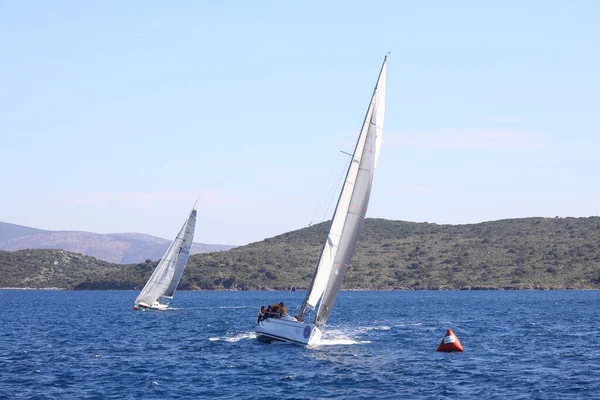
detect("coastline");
top-left (0, 287), bottom-right (67, 290)
top-left (2, 287), bottom-right (598, 291)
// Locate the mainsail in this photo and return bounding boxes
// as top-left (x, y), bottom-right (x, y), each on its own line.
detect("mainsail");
top-left (299, 55), bottom-right (387, 325)
top-left (162, 210), bottom-right (196, 298)
top-left (135, 208), bottom-right (197, 306)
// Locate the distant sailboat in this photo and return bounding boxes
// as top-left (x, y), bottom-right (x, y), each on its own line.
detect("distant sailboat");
top-left (132, 204), bottom-right (197, 311)
top-left (255, 54), bottom-right (388, 345)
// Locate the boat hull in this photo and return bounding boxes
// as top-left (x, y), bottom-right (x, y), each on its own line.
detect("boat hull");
top-left (255, 316), bottom-right (322, 346)
top-left (132, 301), bottom-right (169, 311)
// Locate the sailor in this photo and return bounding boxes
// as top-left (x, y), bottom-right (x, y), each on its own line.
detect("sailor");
top-left (270, 302), bottom-right (287, 318)
top-left (257, 306), bottom-right (266, 323)
top-left (270, 303), bottom-right (280, 317)
top-left (279, 302), bottom-right (287, 316)
top-left (264, 305), bottom-right (273, 319)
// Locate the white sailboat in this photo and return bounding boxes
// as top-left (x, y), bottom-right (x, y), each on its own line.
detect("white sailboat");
top-left (132, 204), bottom-right (197, 311)
top-left (255, 54), bottom-right (388, 345)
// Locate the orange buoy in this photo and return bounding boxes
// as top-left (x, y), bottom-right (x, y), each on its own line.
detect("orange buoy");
top-left (436, 328), bottom-right (464, 352)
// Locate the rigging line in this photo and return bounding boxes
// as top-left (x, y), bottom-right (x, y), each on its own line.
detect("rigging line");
top-left (193, 194), bottom-right (201, 210)
top-left (309, 69), bottom-right (375, 226)
top-left (320, 154), bottom-right (350, 223)
top-left (320, 81), bottom-right (379, 225)
top-left (316, 85), bottom-right (373, 224)
top-left (308, 146), bottom-right (344, 226)
top-left (310, 128), bottom-right (360, 225)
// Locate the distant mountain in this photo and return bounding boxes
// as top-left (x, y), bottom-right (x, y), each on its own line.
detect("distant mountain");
top-left (0, 221), bottom-right (234, 263)
top-left (0, 221), bottom-right (45, 242)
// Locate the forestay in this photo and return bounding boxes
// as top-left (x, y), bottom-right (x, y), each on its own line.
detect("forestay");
top-left (135, 209), bottom-right (197, 305)
top-left (300, 56), bottom-right (387, 324)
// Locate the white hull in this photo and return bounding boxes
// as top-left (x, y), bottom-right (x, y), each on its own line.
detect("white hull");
top-left (255, 316), bottom-right (323, 346)
top-left (132, 301), bottom-right (169, 311)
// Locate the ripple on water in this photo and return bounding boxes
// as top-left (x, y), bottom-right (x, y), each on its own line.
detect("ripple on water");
top-left (1, 290), bottom-right (600, 399)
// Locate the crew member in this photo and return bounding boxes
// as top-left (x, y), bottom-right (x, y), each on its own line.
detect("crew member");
top-left (270, 303), bottom-right (280, 317)
top-left (278, 302), bottom-right (287, 316)
top-left (270, 302), bottom-right (287, 318)
top-left (257, 306), bottom-right (265, 323)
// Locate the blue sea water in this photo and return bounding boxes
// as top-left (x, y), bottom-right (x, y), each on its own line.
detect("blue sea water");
top-left (1, 290), bottom-right (600, 399)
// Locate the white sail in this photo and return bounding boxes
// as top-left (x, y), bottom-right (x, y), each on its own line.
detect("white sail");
top-left (373, 64), bottom-right (386, 168)
top-left (135, 207), bottom-right (197, 306)
top-left (163, 209), bottom-right (196, 298)
top-left (300, 56), bottom-right (387, 322)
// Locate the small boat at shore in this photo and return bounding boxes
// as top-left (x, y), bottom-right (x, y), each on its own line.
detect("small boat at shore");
top-left (255, 54), bottom-right (388, 345)
top-left (132, 203), bottom-right (197, 311)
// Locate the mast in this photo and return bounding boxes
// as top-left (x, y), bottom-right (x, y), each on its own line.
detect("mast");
top-left (298, 54), bottom-right (388, 320)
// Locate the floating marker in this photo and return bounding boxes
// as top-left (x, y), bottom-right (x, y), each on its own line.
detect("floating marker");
top-left (436, 328), bottom-right (464, 352)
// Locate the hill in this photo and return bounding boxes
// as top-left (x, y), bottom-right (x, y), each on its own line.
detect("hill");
top-left (0, 221), bottom-right (234, 263)
top-left (175, 217), bottom-right (600, 290)
top-left (0, 221), bottom-right (45, 242)
top-left (0, 249), bottom-right (123, 289)
top-left (4, 217), bottom-right (597, 291)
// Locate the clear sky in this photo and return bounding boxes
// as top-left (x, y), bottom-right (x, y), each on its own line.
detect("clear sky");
top-left (1, 1), bottom-right (599, 245)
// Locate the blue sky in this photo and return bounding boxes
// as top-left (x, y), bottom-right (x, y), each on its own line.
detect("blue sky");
top-left (1, 1), bottom-right (599, 245)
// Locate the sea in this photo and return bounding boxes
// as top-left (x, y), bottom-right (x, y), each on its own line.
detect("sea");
top-left (1, 290), bottom-right (599, 399)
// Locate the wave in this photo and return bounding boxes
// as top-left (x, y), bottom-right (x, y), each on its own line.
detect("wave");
top-left (208, 327), bottom-right (373, 346)
top-left (316, 338), bottom-right (371, 346)
top-left (314, 326), bottom-right (379, 346)
top-left (208, 331), bottom-right (256, 342)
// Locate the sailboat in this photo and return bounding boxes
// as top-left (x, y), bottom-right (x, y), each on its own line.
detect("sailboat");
top-left (132, 204), bottom-right (197, 311)
top-left (255, 54), bottom-right (388, 345)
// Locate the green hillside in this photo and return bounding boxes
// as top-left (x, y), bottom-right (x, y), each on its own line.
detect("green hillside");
top-left (0, 249), bottom-right (122, 288)
top-left (2, 217), bottom-right (600, 290)
top-left (178, 217), bottom-right (600, 290)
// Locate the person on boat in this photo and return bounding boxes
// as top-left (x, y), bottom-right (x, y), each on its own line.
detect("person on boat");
top-left (270, 304), bottom-right (280, 317)
top-left (257, 306), bottom-right (266, 323)
top-left (264, 305), bottom-right (273, 319)
top-left (269, 302), bottom-right (287, 318)
top-left (278, 302), bottom-right (287, 317)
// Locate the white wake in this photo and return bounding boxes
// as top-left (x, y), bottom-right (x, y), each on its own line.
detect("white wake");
top-left (314, 326), bottom-right (381, 346)
top-left (208, 331), bottom-right (256, 342)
